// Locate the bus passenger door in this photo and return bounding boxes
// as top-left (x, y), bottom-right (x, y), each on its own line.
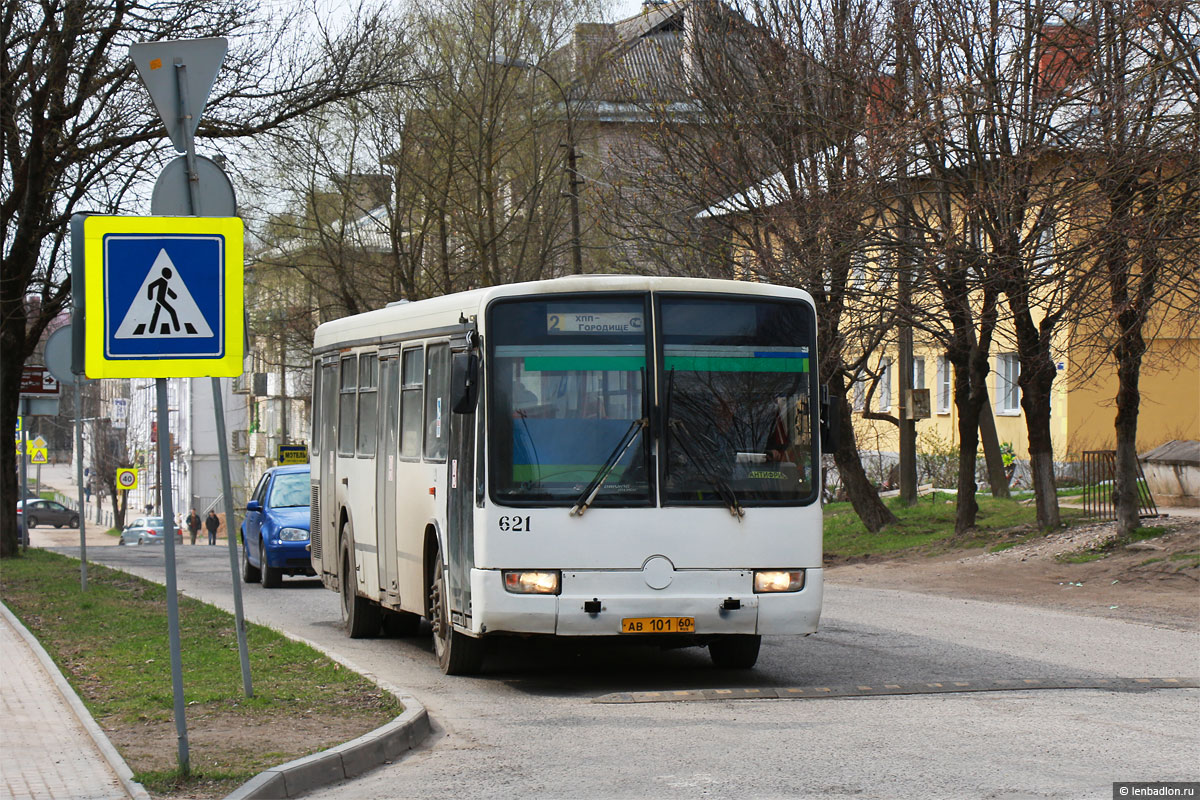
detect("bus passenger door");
top-left (376, 352), bottom-right (401, 604)
top-left (318, 358), bottom-right (339, 580)
top-left (446, 343), bottom-right (476, 627)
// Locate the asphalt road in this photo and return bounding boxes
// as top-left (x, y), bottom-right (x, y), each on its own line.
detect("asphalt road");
top-left (67, 545), bottom-right (1198, 800)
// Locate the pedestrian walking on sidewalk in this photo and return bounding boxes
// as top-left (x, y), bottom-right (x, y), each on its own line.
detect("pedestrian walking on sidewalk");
top-left (205, 510), bottom-right (220, 545)
top-left (186, 508), bottom-right (202, 545)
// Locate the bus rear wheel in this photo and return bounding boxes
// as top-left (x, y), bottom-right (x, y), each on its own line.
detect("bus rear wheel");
top-left (708, 634), bottom-right (761, 669)
top-left (340, 531), bottom-right (381, 638)
top-left (429, 565), bottom-right (485, 675)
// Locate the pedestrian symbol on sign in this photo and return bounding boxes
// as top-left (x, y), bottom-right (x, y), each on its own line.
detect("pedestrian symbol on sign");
top-left (115, 249), bottom-right (213, 339)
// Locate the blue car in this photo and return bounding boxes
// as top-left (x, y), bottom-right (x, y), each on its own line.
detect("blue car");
top-left (241, 464), bottom-right (314, 588)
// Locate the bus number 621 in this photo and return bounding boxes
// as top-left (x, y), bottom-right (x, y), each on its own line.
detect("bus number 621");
top-left (499, 516), bottom-right (532, 532)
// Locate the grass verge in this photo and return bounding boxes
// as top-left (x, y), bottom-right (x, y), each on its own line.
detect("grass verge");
top-left (0, 549), bottom-right (402, 799)
top-left (823, 492), bottom-right (1087, 560)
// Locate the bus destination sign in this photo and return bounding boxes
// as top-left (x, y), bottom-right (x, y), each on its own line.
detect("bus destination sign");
top-left (547, 311), bottom-right (643, 335)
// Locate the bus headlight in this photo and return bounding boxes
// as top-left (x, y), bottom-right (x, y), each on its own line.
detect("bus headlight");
top-left (753, 570), bottom-right (805, 593)
top-left (503, 570), bottom-right (561, 595)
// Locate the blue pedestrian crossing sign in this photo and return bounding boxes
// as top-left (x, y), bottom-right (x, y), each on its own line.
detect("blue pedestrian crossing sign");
top-left (81, 215), bottom-right (243, 378)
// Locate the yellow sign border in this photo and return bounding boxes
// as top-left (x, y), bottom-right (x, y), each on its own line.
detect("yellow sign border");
top-left (277, 445), bottom-right (309, 465)
top-left (116, 468), bottom-right (139, 491)
top-left (83, 215), bottom-right (243, 379)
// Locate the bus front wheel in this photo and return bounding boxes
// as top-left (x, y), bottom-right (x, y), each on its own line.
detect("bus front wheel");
top-left (429, 565), bottom-right (485, 675)
top-left (708, 635), bottom-right (761, 669)
top-left (340, 530), bottom-right (381, 638)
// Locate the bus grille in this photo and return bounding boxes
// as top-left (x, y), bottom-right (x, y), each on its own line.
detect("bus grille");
top-left (310, 485), bottom-right (321, 559)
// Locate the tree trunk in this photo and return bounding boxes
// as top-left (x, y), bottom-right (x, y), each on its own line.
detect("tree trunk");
top-left (1, 374), bottom-right (20, 558)
top-left (951, 360), bottom-right (981, 534)
top-left (1009, 293), bottom-right (1061, 530)
top-left (1, 301), bottom-right (29, 558)
top-left (1112, 319), bottom-right (1146, 536)
top-left (1021, 394), bottom-right (1061, 531)
top-left (977, 402), bottom-right (1010, 499)
top-left (831, 383), bottom-right (897, 533)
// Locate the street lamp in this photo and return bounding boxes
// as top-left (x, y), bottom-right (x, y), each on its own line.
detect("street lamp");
top-left (492, 55), bottom-right (583, 275)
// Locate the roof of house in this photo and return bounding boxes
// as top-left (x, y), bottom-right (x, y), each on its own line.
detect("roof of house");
top-left (1141, 440), bottom-right (1200, 466)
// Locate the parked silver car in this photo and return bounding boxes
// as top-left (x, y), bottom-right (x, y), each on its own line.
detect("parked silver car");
top-left (17, 499), bottom-right (79, 529)
top-left (118, 516), bottom-right (184, 546)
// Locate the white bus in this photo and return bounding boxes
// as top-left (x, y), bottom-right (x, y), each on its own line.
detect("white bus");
top-left (309, 275), bottom-right (829, 674)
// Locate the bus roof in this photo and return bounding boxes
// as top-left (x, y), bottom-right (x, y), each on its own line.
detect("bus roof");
top-left (312, 275), bottom-right (814, 352)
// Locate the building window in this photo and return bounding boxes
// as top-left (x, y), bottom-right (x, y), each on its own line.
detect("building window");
top-left (852, 372), bottom-right (865, 412)
top-left (937, 356), bottom-right (952, 414)
top-left (997, 353), bottom-right (1020, 414)
top-left (851, 250), bottom-right (867, 289)
top-left (878, 358), bottom-right (892, 412)
top-left (1034, 226), bottom-right (1055, 274)
top-left (913, 357), bottom-right (925, 390)
top-left (876, 249), bottom-right (894, 290)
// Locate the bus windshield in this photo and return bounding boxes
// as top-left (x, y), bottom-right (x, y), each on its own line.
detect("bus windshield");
top-left (488, 296), bottom-right (652, 505)
top-left (660, 295), bottom-right (815, 505)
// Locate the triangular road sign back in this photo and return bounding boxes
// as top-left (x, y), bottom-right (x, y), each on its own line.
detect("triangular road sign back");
top-left (115, 249), bottom-right (214, 339)
top-left (130, 38), bottom-right (227, 154)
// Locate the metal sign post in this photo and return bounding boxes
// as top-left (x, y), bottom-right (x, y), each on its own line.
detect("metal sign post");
top-left (160, 42), bottom-right (254, 701)
top-left (155, 379), bottom-right (189, 774)
top-left (75, 379), bottom-right (88, 590)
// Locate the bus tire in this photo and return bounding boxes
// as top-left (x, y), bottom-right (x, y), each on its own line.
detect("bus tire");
top-left (381, 609), bottom-right (422, 637)
top-left (708, 634), bottom-right (761, 669)
top-left (430, 565), bottom-right (485, 675)
top-left (340, 531), bottom-right (381, 638)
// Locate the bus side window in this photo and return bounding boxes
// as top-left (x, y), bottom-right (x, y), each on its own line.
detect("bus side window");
top-left (424, 343), bottom-right (449, 461)
top-left (400, 347), bottom-right (424, 459)
top-left (357, 354), bottom-right (379, 457)
top-left (338, 355), bottom-right (358, 456)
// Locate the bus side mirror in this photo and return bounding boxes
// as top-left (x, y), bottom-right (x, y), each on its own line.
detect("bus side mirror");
top-left (450, 352), bottom-right (479, 414)
top-left (820, 384), bottom-right (839, 453)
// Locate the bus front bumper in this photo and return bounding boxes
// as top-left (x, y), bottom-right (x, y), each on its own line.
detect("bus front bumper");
top-left (469, 567), bottom-right (822, 637)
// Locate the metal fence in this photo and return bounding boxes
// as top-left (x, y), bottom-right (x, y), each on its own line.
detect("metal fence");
top-left (1080, 450), bottom-right (1159, 521)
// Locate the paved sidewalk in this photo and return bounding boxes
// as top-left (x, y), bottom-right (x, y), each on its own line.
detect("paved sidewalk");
top-left (0, 607), bottom-right (135, 800)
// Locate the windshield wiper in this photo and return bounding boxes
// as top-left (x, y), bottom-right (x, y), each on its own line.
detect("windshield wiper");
top-left (514, 409), bottom-right (544, 490)
top-left (667, 417), bottom-right (745, 519)
top-left (569, 418), bottom-right (648, 517)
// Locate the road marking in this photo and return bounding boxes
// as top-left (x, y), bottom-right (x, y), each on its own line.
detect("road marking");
top-left (593, 677), bottom-right (1199, 704)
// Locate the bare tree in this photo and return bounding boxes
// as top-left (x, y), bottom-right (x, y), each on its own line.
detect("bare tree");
top-left (247, 0), bottom-right (600, 321)
top-left (895, 0), bottom-right (1094, 530)
top-left (1064, 0), bottom-right (1200, 535)
top-left (600, 0), bottom-right (901, 530)
top-left (1, 0), bottom-right (410, 556)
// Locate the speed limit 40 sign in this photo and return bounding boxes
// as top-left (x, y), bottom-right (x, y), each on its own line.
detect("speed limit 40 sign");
top-left (116, 468), bottom-right (138, 491)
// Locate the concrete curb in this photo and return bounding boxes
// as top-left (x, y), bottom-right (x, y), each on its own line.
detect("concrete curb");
top-left (0, 601), bottom-right (153, 800)
top-left (223, 699), bottom-right (432, 800)
top-left (223, 628), bottom-right (435, 799)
